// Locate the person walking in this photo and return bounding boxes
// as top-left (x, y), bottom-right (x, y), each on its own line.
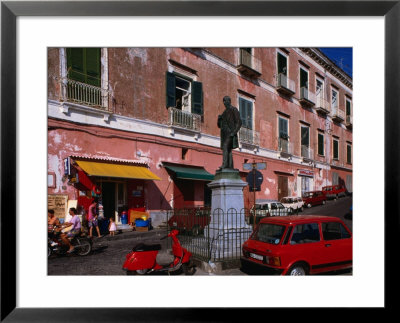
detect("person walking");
top-left (108, 217), bottom-right (117, 236)
top-left (88, 199), bottom-right (102, 238)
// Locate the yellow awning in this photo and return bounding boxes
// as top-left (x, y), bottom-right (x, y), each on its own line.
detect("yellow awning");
top-left (76, 160), bottom-right (161, 180)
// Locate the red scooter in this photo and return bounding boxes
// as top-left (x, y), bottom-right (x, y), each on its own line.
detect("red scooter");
top-left (122, 229), bottom-right (195, 275)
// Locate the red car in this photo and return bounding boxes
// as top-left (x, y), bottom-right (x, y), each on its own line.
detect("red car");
top-left (302, 191), bottom-right (327, 208)
top-left (322, 185), bottom-right (346, 199)
top-left (241, 215), bottom-right (352, 275)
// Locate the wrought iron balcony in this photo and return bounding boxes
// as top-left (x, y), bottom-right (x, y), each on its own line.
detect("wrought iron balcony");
top-left (168, 107), bottom-right (201, 132)
top-left (315, 96), bottom-right (331, 115)
top-left (276, 73), bottom-right (295, 96)
top-left (299, 87), bottom-right (316, 108)
top-left (239, 127), bottom-right (260, 147)
top-left (60, 78), bottom-right (110, 111)
top-left (278, 138), bottom-right (293, 158)
top-left (301, 145), bottom-right (314, 162)
top-left (331, 107), bottom-right (345, 123)
top-left (237, 49), bottom-right (262, 78)
top-left (345, 114), bottom-right (353, 128)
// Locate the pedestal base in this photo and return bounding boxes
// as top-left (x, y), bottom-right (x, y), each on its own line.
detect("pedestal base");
top-left (206, 169), bottom-right (252, 261)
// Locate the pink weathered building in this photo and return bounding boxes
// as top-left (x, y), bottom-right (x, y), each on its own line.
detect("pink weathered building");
top-left (47, 47), bottom-right (352, 226)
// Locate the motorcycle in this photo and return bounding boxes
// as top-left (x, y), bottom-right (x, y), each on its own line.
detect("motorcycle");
top-left (122, 229), bottom-right (195, 275)
top-left (48, 225), bottom-right (93, 257)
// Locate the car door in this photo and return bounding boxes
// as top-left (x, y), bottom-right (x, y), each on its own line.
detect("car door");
top-left (318, 221), bottom-right (352, 270)
top-left (286, 222), bottom-right (324, 267)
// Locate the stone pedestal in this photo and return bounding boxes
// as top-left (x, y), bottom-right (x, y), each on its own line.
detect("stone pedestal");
top-left (206, 169), bottom-right (252, 261)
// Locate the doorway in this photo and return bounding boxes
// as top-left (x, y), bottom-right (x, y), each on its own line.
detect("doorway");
top-left (101, 182), bottom-right (115, 219)
top-left (278, 176), bottom-right (288, 201)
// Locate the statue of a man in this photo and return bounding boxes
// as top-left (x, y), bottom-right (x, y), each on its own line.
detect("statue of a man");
top-left (218, 96), bottom-right (242, 169)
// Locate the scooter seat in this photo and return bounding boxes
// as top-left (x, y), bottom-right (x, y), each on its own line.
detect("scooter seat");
top-left (132, 243), bottom-right (162, 252)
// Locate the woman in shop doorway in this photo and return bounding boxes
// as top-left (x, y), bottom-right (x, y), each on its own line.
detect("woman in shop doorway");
top-left (88, 198), bottom-right (102, 238)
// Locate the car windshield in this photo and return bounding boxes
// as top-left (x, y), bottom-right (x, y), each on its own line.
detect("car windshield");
top-left (251, 223), bottom-right (286, 244)
top-left (281, 198), bottom-right (292, 203)
top-left (303, 192), bottom-right (312, 198)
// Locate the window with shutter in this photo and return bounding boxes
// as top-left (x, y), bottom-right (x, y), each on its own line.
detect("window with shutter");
top-left (301, 126), bottom-right (309, 147)
top-left (279, 117), bottom-right (288, 139)
top-left (277, 53), bottom-right (287, 75)
top-left (239, 98), bottom-right (253, 130)
top-left (346, 99), bottom-right (351, 116)
top-left (318, 133), bottom-right (324, 156)
top-left (333, 139), bottom-right (339, 160)
top-left (300, 68), bottom-right (308, 88)
top-left (166, 71), bottom-right (203, 116)
top-left (347, 144), bottom-right (352, 164)
top-left (67, 48), bottom-right (101, 87)
top-left (191, 81), bottom-right (203, 115)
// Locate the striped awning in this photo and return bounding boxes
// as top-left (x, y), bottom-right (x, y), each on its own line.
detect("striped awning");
top-left (75, 160), bottom-right (161, 180)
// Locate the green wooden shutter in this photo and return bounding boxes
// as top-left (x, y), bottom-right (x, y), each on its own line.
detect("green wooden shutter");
top-left (246, 100), bottom-right (253, 129)
top-left (67, 48), bottom-right (85, 82)
top-left (333, 140), bottom-right (339, 159)
top-left (318, 133), bottom-right (324, 155)
top-left (346, 100), bottom-right (351, 116)
top-left (191, 81), bottom-right (203, 115)
top-left (67, 48), bottom-right (100, 86)
top-left (239, 98), bottom-right (253, 129)
top-left (279, 117), bottom-right (288, 138)
top-left (85, 48), bottom-right (101, 87)
top-left (347, 145), bottom-right (352, 164)
top-left (166, 72), bottom-right (176, 108)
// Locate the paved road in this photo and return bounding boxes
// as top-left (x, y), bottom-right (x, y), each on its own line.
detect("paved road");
top-left (48, 196), bottom-right (352, 276)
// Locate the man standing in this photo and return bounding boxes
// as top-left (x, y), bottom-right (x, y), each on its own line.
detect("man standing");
top-left (217, 96), bottom-right (242, 169)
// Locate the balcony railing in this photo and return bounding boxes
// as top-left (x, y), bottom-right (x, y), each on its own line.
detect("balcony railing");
top-left (301, 145), bottom-right (314, 160)
top-left (315, 96), bottom-right (331, 114)
top-left (239, 127), bottom-right (260, 147)
top-left (237, 49), bottom-right (262, 78)
top-left (60, 78), bottom-right (110, 111)
top-left (278, 138), bottom-right (293, 157)
top-left (168, 107), bottom-right (201, 132)
top-left (331, 106), bottom-right (345, 122)
top-left (299, 87), bottom-right (316, 107)
top-left (346, 115), bottom-right (353, 127)
top-left (276, 73), bottom-right (295, 96)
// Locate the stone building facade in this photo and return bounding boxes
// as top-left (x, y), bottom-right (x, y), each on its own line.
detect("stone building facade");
top-left (47, 47), bottom-right (352, 226)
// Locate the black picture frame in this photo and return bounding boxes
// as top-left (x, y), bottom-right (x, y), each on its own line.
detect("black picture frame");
top-left (1, 1), bottom-right (397, 321)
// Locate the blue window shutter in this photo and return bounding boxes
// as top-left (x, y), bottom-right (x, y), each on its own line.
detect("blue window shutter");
top-left (166, 72), bottom-right (176, 108)
top-left (191, 81), bottom-right (203, 115)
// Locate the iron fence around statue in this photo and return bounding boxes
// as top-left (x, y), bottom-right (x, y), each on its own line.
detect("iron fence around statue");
top-left (165, 207), bottom-right (289, 263)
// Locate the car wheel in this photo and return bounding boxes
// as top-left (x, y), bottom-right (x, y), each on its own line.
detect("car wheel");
top-left (307, 203), bottom-right (312, 208)
top-left (136, 269), bottom-right (148, 275)
top-left (287, 264), bottom-right (308, 276)
top-left (322, 200), bottom-right (326, 205)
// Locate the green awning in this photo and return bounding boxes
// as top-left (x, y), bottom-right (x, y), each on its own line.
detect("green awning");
top-left (164, 165), bottom-right (214, 181)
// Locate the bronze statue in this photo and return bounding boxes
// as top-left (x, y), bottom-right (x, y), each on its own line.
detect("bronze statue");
top-left (218, 96), bottom-right (242, 169)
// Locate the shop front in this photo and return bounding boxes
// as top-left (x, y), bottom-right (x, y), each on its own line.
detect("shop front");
top-left (163, 163), bottom-right (214, 209)
top-left (298, 169), bottom-right (314, 197)
top-left (68, 157), bottom-right (160, 230)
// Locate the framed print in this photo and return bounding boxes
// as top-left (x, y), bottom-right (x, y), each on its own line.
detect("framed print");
top-left (1, 0), bottom-right (398, 321)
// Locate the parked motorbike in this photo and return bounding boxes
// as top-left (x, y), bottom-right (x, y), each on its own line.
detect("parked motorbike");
top-left (48, 225), bottom-right (93, 257)
top-left (122, 229), bottom-right (195, 275)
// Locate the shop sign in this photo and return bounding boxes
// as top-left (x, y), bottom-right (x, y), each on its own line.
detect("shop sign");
top-left (298, 169), bottom-right (314, 177)
top-left (48, 194), bottom-right (68, 220)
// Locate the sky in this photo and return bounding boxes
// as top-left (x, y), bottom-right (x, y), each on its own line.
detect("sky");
top-left (319, 47), bottom-right (353, 78)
